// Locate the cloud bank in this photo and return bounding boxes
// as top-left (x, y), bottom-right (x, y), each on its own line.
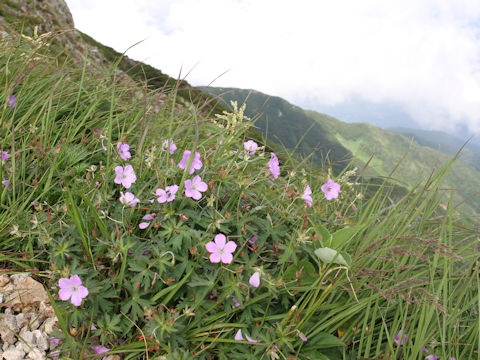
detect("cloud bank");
top-left (66, 0), bottom-right (480, 134)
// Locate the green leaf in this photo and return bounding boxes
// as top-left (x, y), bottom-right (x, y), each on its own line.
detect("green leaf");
top-left (305, 332), bottom-right (346, 349)
top-left (314, 247), bottom-right (350, 267)
top-left (330, 225), bottom-right (363, 249)
top-left (308, 218), bottom-right (331, 246)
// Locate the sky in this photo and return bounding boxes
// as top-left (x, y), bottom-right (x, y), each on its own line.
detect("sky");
top-left (65, 0), bottom-right (480, 135)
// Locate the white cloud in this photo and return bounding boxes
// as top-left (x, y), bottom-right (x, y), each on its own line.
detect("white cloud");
top-left (65, 0), bottom-right (480, 134)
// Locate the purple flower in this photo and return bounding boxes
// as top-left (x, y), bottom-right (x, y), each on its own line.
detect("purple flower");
top-left (139, 214), bottom-right (155, 229)
top-left (93, 345), bottom-right (110, 359)
top-left (231, 296), bottom-right (240, 309)
top-left (426, 356), bottom-right (438, 360)
top-left (58, 275), bottom-right (89, 306)
top-left (423, 348), bottom-right (429, 353)
top-left (2, 180), bottom-right (9, 187)
top-left (7, 96), bottom-right (16, 109)
top-left (394, 331), bottom-right (407, 346)
top-left (1, 151), bottom-right (8, 161)
top-left (178, 150), bottom-right (202, 174)
top-left (162, 138), bottom-right (177, 154)
top-left (269, 153), bottom-right (280, 179)
top-left (119, 191), bottom-right (140, 207)
top-left (184, 175), bottom-right (208, 200)
top-left (297, 330), bottom-right (308, 342)
top-left (249, 236), bottom-right (258, 244)
top-left (244, 140), bottom-right (258, 155)
top-left (302, 185), bottom-right (313, 207)
top-left (249, 271), bottom-right (260, 287)
top-left (205, 233), bottom-right (237, 264)
top-left (114, 165), bottom-right (136, 189)
top-left (321, 179), bottom-right (341, 200)
top-left (156, 185), bottom-right (178, 203)
top-left (234, 329), bottom-right (259, 343)
top-left (117, 142), bottom-right (131, 161)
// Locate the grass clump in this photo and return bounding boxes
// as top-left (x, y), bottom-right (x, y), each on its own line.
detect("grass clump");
top-left (0, 32), bottom-right (478, 360)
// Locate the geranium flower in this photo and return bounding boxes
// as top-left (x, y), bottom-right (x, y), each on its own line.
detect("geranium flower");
top-left (119, 192), bottom-right (140, 207)
top-left (1, 151), bottom-right (8, 161)
top-left (156, 185), bottom-right (178, 203)
top-left (95, 129), bottom-right (108, 151)
top-left (178, 150), bottom-right (202, 174)
top-left (114, 165), bottom-right (136, 189)
top-left (249, 271), bottom-right (260, 287)
top-left (302, 185), bottom-right (313, 207)
top-left (162, 138), bottom-right (177, 154)
top-left (269, 153), bottom-right (280, 179)
top-left (244, 140), bottom-right (258, 155)
top-left (117, 142), bottom-right (131, 161)
top-left (93, 345), bottom-right (110, 360)
top-left (2, 180), bottom-right (9, 187)
top-left (7, 96), bottom-right (16, 109)
top-left (184, 175), bottom-right (208, 200)
top-left (139, 214), bottom-right (155, 229)
top-left (321, 179), bottom-right (341, 200)
top-left (234, 329), bottom-right (259, 343)
top-left (205, 233), bottom-right (237, 264)
top-left (426, 356), bottom-right (438, 360)
top-left (58, 275), bottom-right (88, 306)
top-left (231, 296), bottom-right (241, 309)
top-left (394, 331), bottom-right (407, 346)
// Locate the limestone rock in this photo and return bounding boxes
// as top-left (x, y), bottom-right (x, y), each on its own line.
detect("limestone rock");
top-left (2, 346), bottom-right (25, 360)
top-left (27, 348), bottom-right (46, 360)
top-left (4, 276), bottom-right (49, 307)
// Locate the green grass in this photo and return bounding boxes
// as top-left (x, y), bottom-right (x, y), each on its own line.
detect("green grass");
top-left (0, 30), bottom-right (478, 360)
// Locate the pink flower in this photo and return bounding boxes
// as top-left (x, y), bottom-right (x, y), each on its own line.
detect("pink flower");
top-left (119, 191), bottom-right (140, 207)
top-left (244, 140), bottom-right (258, 155)
top-left (114, 165), bottom-right (136, 189)
top-left (426, 356), bottom-right (438, 360)
top-left (302, 185), bottom-right (313, 207)
top-left (93, 345), bottom-right (110, 359)
top-left (162, 138), bottom-right (177, 154)
top-left (269, 153), bottom-right (280, 179)
top-left (234, 329), bottom-right (259, 343)
top-left (139, 214), bottom-right (155, 229)
top-left (184, 175), bottom-right (208, 200)
top-left (321, 179), bottom-right (341, 200)
top-left (58, 275), bottom-right (88, 306)
top-left (249, 271), bottom-right (260, 287)
top-left (394, 331), bottom-right (408, 346)
top-left (231, 296), bottom-right (241, 309)
top-left (156, 185), bottom-right (178, 203)
top-left (1, 151), bottom-right (8, 161)
top-left (205, 233), bottom-right (237, 264)
top-left (2, 180), bottom-right (9, 187)
top-left (178, 150), bottom-right (202, 174)
top-left (297, 330), bottom-right (308, 342)
top-left (117, 142), bottom-right (131, 161)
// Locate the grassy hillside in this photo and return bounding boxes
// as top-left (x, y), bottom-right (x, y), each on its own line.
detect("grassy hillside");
top-left (0, 3), bottom-right (479, 359)
top-left (307, 110), bottom-right (480, 215)
top-left (199, 87), bottom-right (353, 172)
top-left (200, 86), bottom-right (480, 216)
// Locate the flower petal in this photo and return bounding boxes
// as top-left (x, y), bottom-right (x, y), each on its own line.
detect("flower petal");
top-left (58, 287), bottom-right (73, 301)
top-left (214, 233), bottom-right (226, 247)
top-left (221, 252), bottom-right (233, 264)
top-left (234, 330), bottom-right (244, 341)
top-left (205, 241), bottom-right (218, 253)
top-left (209, 253), bottom-right (221, 263)
top-left (224, 241), bottom-right (237, 253)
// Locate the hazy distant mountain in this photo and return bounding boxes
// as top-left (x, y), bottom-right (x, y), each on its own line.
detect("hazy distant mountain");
top-left (389, 127), bottom-right (480, 171)
top-left (200, 86), bottom-right (480, 215)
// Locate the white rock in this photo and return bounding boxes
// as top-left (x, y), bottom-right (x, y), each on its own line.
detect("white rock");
top-left (0, 314), bottom-right (19, 345)
top-left (2, 347), bottom-right (25, 360)
top-left (15, 314), bottom-right (27, 330)
top-left (32, 330), bottom-right (49, 351)
top-left (27, 348), bottom-right (46, 360)
top-left (10, 274), bottom-right (29, 285)
top-left (16, 330), bottom-right (34, 353)
top-left (42, 317), bottom-right (57, 335)
top-left (0, 275), bottom-right (10, 287)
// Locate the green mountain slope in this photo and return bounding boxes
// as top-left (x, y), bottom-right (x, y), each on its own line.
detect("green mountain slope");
top-left (201, 86), bottom-right (480, 214)
top-left (306, 110), bottom-right (480, 214)
top-left (389, 127), bottom-right (480, 171)
top-left (199, 87), bottom-right (353, 172)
